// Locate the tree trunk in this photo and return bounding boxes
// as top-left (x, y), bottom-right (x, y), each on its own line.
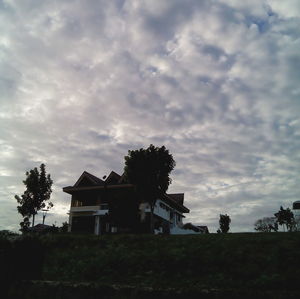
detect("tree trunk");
top-left (32, 213), bottom-right (35, 227)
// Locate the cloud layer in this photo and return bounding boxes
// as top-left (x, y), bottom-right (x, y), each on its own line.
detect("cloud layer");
top-left (1, 0), bottom-right (300, 232)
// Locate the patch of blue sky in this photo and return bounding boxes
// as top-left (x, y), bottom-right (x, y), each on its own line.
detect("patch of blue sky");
top-left (245, 16), bottom-right (270, 33)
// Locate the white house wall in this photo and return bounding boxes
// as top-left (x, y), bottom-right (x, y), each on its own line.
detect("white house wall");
top-left (154, 199), bottom-right (170, 221)
top-left (152, 199), bottom-right (184, 228)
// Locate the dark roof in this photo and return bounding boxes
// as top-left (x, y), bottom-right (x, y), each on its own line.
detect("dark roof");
top-left (182, 223), bottom-right (209, 233)
top-left (164, 194), bottom-right (189, 213)
top-left (105, 171), bottom-right (123, 185)
top-left (167, 193), bottom-right (184, 205)
top-left (63, 170), bottom-right (134, 194)
top-left (197, 226), bottom-right (209, 233)
top-left (27, 224), bottom-right (52, 232)
top-left (74, 171), bottom-right (104, 187)
top-left (118, 173), bottom-right (127, 183)
top-left (86, 171), bottom-right (105, 185)
top-left (63, 184), bottom-right (134, 194)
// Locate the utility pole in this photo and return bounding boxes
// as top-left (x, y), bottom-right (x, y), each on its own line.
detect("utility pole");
top-left (42, 209), bottom-right (49, 225)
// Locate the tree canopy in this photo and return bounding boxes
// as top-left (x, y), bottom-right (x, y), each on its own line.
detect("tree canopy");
top-left (274, 206), bottom-right (295, 232)
top-left (124, 144), bottom-right (176, 207)
top-left (218, 214), bottom-right (231, 233)
top-left (15, 163), bottom-right (53, 230)
top-left (124, 144), bottom-right (176, 232)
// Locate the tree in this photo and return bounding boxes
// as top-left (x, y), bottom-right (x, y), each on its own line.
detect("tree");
top-left (60, 221), bottom-right (69, 233)
top-left (254, 217), bottom-right (278, 232)
top-left (274, 206), bottom-right (295, 232)
top-left (108, 189), bottom-right (140, 233)
top-left (218, 214), bottom-right (231, 233)
top-left (20, 216), bottom-right (30, 231)
top-left (124, 144), bottom-right (176, 233)
top-left (15, 164), bottom-right (53, 229)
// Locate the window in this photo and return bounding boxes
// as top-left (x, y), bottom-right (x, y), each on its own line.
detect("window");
top-left (71, 196), bottom-right (99, 207)
top-left (72, 199), bottom-right (83, 207)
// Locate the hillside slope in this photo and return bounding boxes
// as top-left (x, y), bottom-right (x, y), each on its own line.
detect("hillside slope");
top-left (40, 232), bottom-right (300, 291)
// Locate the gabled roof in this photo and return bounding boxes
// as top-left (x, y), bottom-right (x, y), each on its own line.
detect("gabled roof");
top-left (167, 193), bottom-right (184, 205)
top-left (104, 171), bottom-right (129, 185)
top-left (63, 171), bottom-right (134, 194)
top-left (74, 171), bottom-right (104, 187)
top-left (164, 194), bottom-right (189, 213)
top-left (118, 173), bottom-right (127, 183)
top-left (105, 171), bottom-right (122, 185)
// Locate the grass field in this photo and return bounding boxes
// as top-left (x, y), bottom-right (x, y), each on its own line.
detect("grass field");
top-left (37, 232), bottom-right (300, 291)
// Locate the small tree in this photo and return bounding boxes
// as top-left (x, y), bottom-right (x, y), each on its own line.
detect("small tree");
top-left (15, 164), bottom-right (53, 229)
top-left (218, 214), bottom-right (231, 233)
top-left (124, 144), bottom-right (176, 233)
top-left (274, 206), bottom-right (295, 232)
top-left (254, 217), bottom-right (278, 232)
top-left (60, 222), bottom-right (69, 233)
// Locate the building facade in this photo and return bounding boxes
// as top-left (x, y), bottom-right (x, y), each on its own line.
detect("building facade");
top-left (293, 201), bottom-right (300, 230)
top-left (63, 171), bottom-right (192, 235)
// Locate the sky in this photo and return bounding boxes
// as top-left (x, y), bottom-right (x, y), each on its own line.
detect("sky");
top-left (1, 0), bottom-right (300, 233)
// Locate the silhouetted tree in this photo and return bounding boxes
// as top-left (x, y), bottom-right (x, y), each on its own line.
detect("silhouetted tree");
top-left (254, 217), bottom-right (278, 232)
top-left (124, 144), bottom-right (176, 233)
top-left (274, 206), bottom-right (295, 232)
top-left (60, 221), bottom-right (69, 233)
top-left (218, 214), bottom-right (231, 233)
top-left (18, 216), bottom-right (30, 231)
top-left (15, 164), bottom-right (53, 229)
top-left (108, 190), bottom-right (140, 233)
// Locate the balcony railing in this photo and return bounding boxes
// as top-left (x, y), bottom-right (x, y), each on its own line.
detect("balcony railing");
top-left (70, 204), bottom-right (109, 213)
top-left (70, 205), bottom-right (101, 212)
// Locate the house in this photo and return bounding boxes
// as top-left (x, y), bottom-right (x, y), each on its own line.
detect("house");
top-left (63, 170), bottom-right (202, 235)
top-left (293, 201), bottom-right (300, 230)
top-left (182, 223), bottom-right (209, 234)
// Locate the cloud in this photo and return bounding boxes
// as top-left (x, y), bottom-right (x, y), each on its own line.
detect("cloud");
top-left (0, 0), bottom-right (299, 233)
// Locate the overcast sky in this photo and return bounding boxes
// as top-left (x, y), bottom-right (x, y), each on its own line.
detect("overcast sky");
top-left (1, 0), bottom-right (300, 233)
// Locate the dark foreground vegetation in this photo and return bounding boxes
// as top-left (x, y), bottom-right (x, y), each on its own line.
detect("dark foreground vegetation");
top-left (2, 232), bottom-right (300, 298)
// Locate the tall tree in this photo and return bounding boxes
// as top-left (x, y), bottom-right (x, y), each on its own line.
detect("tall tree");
top-left (124, 144), bottom-right (176, 233)
top-left (15, 164), bottom-right (53, 229)
top-left (274, 206), bottom-right (295, 232)
top-left (218, 214), bottom-right (231, 233)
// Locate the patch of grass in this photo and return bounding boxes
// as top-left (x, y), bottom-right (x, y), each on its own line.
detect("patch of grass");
top-left (38, 232), bottom-right (300, 290)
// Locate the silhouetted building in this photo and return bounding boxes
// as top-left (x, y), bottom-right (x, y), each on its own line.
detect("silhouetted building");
top-left (27, 224), bottom-right (55, 233)
top-left (63, 170), bottom-right (203, 235)
top-left (293, 200), bottom-right (300, 230)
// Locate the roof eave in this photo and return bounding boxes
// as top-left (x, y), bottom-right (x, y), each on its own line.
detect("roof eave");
top-left (62, 184), bottom-right (135, 194)
top-left (164, 194), bottom-right (189, 213)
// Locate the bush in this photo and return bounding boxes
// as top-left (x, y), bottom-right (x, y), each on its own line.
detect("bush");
top-left (12, 235), bottom-right (45, 280)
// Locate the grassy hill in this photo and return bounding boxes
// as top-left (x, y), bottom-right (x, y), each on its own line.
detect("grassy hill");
top-left (40, 232), bottom-right (300, 290)
top-left (2, 232), bottom-right (300, 298)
